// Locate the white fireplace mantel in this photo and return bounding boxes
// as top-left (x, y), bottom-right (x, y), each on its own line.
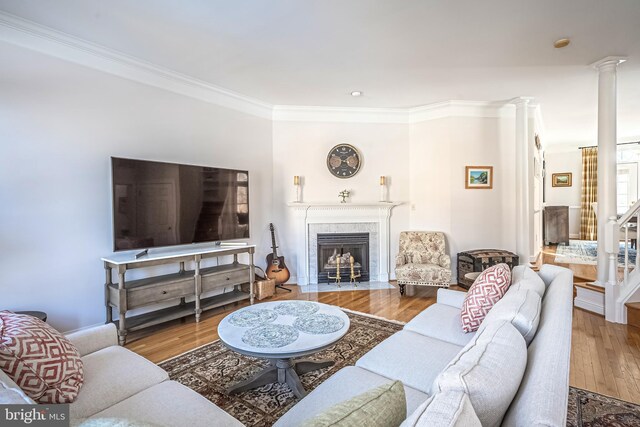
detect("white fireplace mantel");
top-left (287, 202), bottom-right (401, 285)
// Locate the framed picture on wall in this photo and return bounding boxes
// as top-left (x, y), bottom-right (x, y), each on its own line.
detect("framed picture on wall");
top-left (552, 172), bottom-right (572, 187)
top-left (465, 166), bottom-right (493, 189)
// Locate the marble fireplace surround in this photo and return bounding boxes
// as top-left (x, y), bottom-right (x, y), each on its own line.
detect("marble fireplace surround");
top-left (287, 203), bottom-right (400, 286)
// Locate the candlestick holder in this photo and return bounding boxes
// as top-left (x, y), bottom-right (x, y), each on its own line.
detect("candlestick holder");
top-left (293, 176), bottom-right (302, 203)
top-left (379, 176), bottom-right (388, 202)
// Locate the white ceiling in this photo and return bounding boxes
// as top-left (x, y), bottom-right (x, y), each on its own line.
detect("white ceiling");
top-left (1, 0), bottom-right (639, 146)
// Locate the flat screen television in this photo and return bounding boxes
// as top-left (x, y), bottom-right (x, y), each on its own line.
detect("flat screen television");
top-left (111, 157), bottom-right (249, 251)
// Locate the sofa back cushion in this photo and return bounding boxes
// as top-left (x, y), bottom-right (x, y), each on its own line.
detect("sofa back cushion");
top-left (510, 265), bottom-right (546, 298)
top-left (431, 321), bottom-right (527, 427)
top-left (502, 265), bottom-right (574, 426)
top-left (0, 311), bottom-right (84, 403)
top-left (478, 289), bottom-right (541, 345)
top-left (401, 390), bottom-right (480, 427)
top-left (0, 369), bottom-right (35, 404)
top-left (460, 263), bottom-right (512, 332)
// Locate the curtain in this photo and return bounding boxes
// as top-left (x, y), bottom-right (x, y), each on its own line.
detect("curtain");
top-left (580, 147), bottom-right (598, 240)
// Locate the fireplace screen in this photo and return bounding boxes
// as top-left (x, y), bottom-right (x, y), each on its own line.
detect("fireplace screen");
top-left (317, 233), bottom-right (369, 283)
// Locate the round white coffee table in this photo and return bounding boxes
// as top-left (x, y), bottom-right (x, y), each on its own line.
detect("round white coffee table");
top-left (218, 300), bottom-right (350, 398)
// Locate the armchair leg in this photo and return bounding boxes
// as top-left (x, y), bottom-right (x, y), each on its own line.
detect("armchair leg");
top-left (399, 284), bottom-right (406, 296)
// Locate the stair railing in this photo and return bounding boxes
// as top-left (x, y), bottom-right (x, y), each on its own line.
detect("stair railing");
top-left (605, 200), bottom-right (640, 323)
top-left (613, 199), bottom-right (640, 282)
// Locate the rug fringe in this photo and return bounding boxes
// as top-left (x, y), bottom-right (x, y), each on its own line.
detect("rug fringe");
top-left (339, 307), bottom-right (406, 325)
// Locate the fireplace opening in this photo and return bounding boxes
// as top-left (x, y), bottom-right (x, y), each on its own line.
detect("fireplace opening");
top-left (317, 233), bottom-right (370, 283)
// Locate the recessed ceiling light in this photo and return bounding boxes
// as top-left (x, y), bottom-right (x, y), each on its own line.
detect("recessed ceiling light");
top-left (554, 38), bottom-right (570, 48)
top-left (350, 91), bottom-right (363, 97)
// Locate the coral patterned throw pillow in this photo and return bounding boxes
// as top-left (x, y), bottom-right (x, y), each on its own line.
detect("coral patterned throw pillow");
top-left (0, 311), bottom-right (84, 403)
top-left (460, 264), bottom-right (512, 333)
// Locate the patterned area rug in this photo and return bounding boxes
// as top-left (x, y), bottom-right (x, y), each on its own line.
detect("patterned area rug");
top-left (158, 310), bottom-right (640, 426)
top-left (555, 240), bottom-right (636, 266)
top-left (158, 311), bottom-right (403, 426)
top-left (567, 387), bottom-right (640, 426)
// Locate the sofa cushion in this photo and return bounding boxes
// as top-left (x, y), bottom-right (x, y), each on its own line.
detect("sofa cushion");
top-left (1, 369), bottom-right (36, 404)
top-left (431, 321), bottom-right (527, 427)
top-left (275, 366), bottom-right (428, 427)
top-left (71, 346), bottom-right (168, 420)
top-left (478, 289), bottom-right (541, 345)
top-left (502, 266), bottom-right (574, 427)
top-left (0, 311), bottom-right (84, 403)
top-left (86, 381), bottom-right (242, 427)
top-left (301, 380), bottom-right (406, 427)
top-left (401, 390), bottom-right (481, 427)
top-left (404, 304), bottom-right (475, 347)
top-left (510, 265), bottom-right (546, 298)
top-left (356, 331), bottom-right (462, 393)
top-left (460, 264), bottom-right (512, 332)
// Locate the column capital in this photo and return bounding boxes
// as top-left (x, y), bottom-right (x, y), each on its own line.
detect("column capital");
top-left (590, 56), bottom-right (627, 71)
top-left (509, 96), bottom-right (535, 107)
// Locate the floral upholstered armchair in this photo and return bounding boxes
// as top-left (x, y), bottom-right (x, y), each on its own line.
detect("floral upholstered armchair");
top-left (395, 231), bottom-right (452, 295)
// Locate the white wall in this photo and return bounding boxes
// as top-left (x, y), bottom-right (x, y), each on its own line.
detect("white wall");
top-left (0, 42), bottom-right (273, 332)
top-left (410, 117), bottom-right (517, 278)
top-left (544, 150), bottom-right (582, 237)
top-left (271, 121), bottom-right (411, 281)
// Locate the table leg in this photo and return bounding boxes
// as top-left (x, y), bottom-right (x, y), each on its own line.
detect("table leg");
top-left (294, 359), bottom-right (335, 375)
top-left (227, 357), bottom-right (332, 398)
top-left (227, 366), bottom-right (278, 395)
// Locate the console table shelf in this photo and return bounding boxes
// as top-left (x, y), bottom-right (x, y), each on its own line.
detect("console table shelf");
top-left (102, 245), bottom-right (255, 345)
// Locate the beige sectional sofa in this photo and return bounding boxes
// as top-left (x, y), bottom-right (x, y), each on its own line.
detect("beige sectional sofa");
top-left (1, 264), bottom-right (573, 426)
top-left (275, 264), bottom-right (574, 426)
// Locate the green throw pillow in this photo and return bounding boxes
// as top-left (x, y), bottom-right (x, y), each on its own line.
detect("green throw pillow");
top-left (301, 380), bottom-right (406, 427)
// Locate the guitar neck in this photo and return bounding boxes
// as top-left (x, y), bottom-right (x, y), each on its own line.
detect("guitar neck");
top-left (270, 228), bottom-right (279, 258)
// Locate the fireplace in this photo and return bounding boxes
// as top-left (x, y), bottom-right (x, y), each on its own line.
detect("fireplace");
top-left (317, 233), bottom-right (370, 283)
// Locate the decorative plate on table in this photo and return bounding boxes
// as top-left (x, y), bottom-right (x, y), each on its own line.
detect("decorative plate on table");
top-left (274, 301), bottom-right (320, 317)
top-left (241, 324), bottom-right (299, 348)
top-left (228, 309), bottom-right (278, 328)
top-left (294, 313), bottom-right (345, 335)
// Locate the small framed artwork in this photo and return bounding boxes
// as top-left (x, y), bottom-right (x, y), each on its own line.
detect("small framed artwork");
top-left (465, 166), bottom-right (493, 189)
top-left (552, 172), bottom-right (572, 187)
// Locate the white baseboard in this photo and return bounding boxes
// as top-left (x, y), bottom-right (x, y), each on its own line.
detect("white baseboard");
top-left (574, 288), bottom-right (605, 315)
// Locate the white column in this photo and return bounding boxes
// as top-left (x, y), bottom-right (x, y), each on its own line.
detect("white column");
top-left (512, 97), bottom-right (533, 263)
top-left (593, 57), bottom-right (626, 285)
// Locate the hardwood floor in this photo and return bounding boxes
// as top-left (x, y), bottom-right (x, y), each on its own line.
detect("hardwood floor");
top-left (125, 284), bottom-right (460, 364)
top-left (126, 249), bottom-right (640, 405)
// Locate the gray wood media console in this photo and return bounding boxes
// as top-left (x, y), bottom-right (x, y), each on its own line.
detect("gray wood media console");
top-left (102, 245), bottom-right (255, 345)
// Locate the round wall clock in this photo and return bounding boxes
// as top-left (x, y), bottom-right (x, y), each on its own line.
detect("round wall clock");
top-left (326, 144), bottom-right (361, 178)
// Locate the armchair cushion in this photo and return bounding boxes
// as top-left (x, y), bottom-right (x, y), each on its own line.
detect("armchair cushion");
top-left (396, 263), bottom-right (452, 286)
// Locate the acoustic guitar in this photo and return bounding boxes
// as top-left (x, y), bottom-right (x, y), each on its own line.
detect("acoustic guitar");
top-left (265, 223), bottom-right (291, 286)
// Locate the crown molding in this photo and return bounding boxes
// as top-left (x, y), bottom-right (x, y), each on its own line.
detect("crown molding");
top-left (273, 100), bottom-right (516, 124)
top-left (0, 11), bottom-right (273, 119)
top-left (272, 105), bottom-right (411, 123)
